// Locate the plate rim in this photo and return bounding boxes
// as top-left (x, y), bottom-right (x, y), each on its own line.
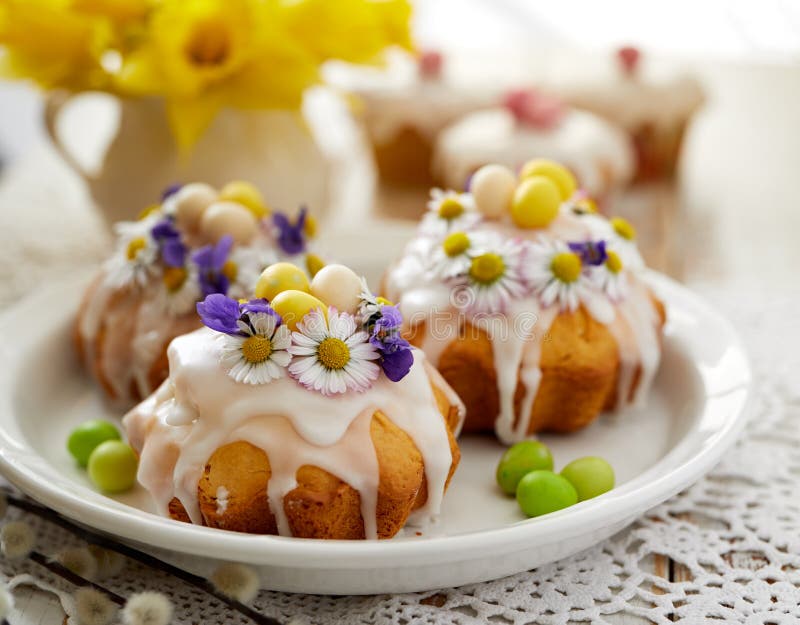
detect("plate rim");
top-left (0, 270), bottom-right (752, 569)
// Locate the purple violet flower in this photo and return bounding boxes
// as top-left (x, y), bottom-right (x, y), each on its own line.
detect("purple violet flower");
top-left (192, 235), bottom-right (234, 296)
top-left (568, 240), bottom-right (608, 267)
top-left (161, 183), bottom-right (183, 201)
top-left (367, 304), bottom-right (413, 382)
top-left (197, 294), bottom-right (282, 336)
top-left (196, 294), bottom-right (241, 334)
top-left (151, 218), bottom-right (187, 267)
top-left (273, 206), bottom-right (309, 255)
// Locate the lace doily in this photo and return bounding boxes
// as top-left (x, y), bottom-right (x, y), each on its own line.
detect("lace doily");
top-left (1, 284), bottom-right (798, 624)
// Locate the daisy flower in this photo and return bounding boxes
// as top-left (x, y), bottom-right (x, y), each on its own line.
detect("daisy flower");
top-left (420, 188), bottom-right (481, 237)
top-left (159, 263), bottom-right (201, 315)
top-left (357, 277), bottom-right (395, 322)
top-left (527, 238), bottom-right (591, 312)
top-left (197, 294), bottom-right (291, 385)
top-left (451, 237), bottom-right (528, 313)
top-left (607, 216), bottom-right (645, 271)
top-left (590, 249), bottom-right (629, 302)
top-left (288, 308), bottom-right (380, 395)
top-left (103, 218), bottom-right (160, 289)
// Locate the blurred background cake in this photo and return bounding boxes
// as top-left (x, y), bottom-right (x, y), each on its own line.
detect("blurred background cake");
top-left (432, 89), bottom-right (634, 207)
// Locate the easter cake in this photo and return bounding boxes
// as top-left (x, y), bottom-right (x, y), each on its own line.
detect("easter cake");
top-left (334, 49), bottom-right (499, 187)
top-left (76, 181), bottom-right (323, 406)
top-left (540, 47), bottom-right (704, 183)
top-left (432, 89), bottom-right (634, 205)
top-left (383, 160), bottom-right (665, 444)
top-left (123, 263), bottom-right (463, 539)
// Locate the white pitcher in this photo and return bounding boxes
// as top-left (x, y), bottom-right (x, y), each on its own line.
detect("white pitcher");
top-left (44, 92), bottom-right (331, 227)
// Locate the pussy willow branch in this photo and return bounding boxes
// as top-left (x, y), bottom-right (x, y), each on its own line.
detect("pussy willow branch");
top-left (28, 550), bottom-right (126, 606)
top-left (3, 490), bottom-right (283, 625)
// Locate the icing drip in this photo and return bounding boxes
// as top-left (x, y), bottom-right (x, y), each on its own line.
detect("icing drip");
top-left (384, 207), bottom-right (662, 444)
top-left (123, 330), bottom-right (459, 538)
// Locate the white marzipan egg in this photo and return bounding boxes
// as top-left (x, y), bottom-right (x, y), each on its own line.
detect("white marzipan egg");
top-left (310, 264), bottom-right (363, 315)
top-left (173, 183), bottom-right (217, 232)
top-left (200, 201), bottom-right (257, 245)
top-left (471, 164), bottom-right (517, 219)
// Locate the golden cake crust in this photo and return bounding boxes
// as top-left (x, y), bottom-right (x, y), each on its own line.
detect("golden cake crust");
top-left (166, 377), bottom-right (461, 539)
top-left (406, 295), bottom-right (665, 435)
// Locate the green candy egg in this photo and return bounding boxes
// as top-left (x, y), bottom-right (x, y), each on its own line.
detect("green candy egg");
top-left (67, 420), bottom-right (121, 467)
top-left (496, 440), bottom-right (554, 495)
top-left (87, 441), bottom-right (138, 493)
top-left (560, 456), bottom-right (615, 501)
top-left (516, 470), bottom-right (578, 518)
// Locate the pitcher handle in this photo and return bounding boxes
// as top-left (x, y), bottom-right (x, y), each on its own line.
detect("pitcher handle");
top-left (44, 90), bottom-right (98, 182)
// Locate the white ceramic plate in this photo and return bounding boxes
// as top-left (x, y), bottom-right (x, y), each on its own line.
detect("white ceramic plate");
top-left (0, 271), bottom-right (750, 594)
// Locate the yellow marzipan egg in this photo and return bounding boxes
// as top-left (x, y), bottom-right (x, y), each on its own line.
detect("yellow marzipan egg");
top-left (219, 181), bottom-right (269, 218)
top-left (255, 263), bottom-right (310, 301)
top-left (271, 290), bottom-right (327, 331)
top-left (519, 159), bottom-right (577, 201)
top-left (511, 176), bottom-right (561, 229)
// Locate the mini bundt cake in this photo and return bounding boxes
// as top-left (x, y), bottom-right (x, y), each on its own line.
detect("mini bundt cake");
top-left (123, 263), bottom-right (463, 539)
top-left (76, 181), bottom-right (323, 406)
top-left (383, 159), bottom-right (665, 444)
top-left (432, 89), bottom-right (633, 205)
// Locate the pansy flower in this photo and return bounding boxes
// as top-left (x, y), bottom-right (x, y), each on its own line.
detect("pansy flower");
top-left (366, 304), bottom-right (414, 382)
top-left (197, 294), bottom-right (291, 385)
top-left (568, 240), bottom-right (608, 267)
top-left (272, 207), bottom-right (311, 256)
top-left (151, 218), bottom-right (187, 268)
top-left (526, 238), bottom-right (591, 311)
top-left (192, 235), bottom-right (235, 297)
top-left (450, 237), bottom-right (528, 313)
top-left (288, 308), bottom-right (380, 395)
top-left (104, 219), bottom-right (160, 289)
top-left (420, 189), bottom-right (481, 237)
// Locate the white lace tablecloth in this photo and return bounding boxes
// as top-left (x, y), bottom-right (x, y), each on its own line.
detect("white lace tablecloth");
top-left (2, 79), bottom-right (800, 622)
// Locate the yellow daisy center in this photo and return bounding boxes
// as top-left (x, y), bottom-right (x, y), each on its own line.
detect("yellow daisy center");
top-left (438, 198), bottom-right (464, 220)
top-left (304, 214), bottom-right (318, 238)
top-left (126, 237), bottom-right (147, 261)
top-left (241, 336), bottom-right (273, 364)
top-left (605, 251), bottom-right (623, 274)
top-left (222, 260), bottom-right (238, 282)
top-left (550, 252), bottom-right (582, 283)
top-left (376, 296), bottom-right (393, 306)
top-left (138, 203), bottom-right (161, 220)
top-left (317, 337), bottom-right (350, 370)
top-left (611, 217), bottom-right (636, 241)
top-left (186, 19), bottom-right (231, 67)
top-left (306, 253), bottom-right (325, 278)
top-left (469, 253), bottom-right (505, 286)
top-left (442, 232), bottom-right (470, 257)
top-left (162, 267), bottom-right (187, 292)
top-left (573, 198), bottom-right (598, 214)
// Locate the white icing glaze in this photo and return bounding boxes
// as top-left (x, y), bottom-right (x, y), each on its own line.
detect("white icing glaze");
top-left (79, 216), bottom-right (316, 405)
top-left (123, 330), bottom-right (462, 538)
top-left (384, 202), bottom-right (662, 445)
top-left (432, 108), bottom-right (634, 197)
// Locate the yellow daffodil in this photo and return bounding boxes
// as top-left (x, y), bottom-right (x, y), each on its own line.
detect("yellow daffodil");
top-left (0, 0), bottom-right (112, 90)
top-left (0, 0), bottom-right (413, 149)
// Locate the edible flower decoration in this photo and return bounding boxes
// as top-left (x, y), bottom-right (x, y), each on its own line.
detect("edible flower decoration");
top-left (192, 235), bottom-right (235, 297)
top-left (527, 239), bottom-right (591, 311)
top-left (568, 240), bottom-right (608, 267)
top-left (359, 284), bottom-right (414, 382)
top-left (288, 308), bottom-right (380, 395)
top-left (104, 219), bottom-right (160, 289)
top-left (198, 294), bottom-right (291, 385)
top-left (272, 207), bottom-right (312, 256)
top-left (151, 218), bottom-right (187, 267)
top-left (421, 189), bottom-right (481, 236)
